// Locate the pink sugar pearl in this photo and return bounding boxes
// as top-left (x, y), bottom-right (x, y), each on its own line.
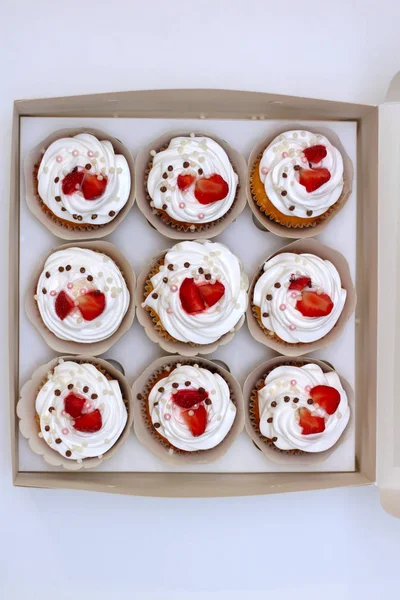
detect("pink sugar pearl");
top-left (279, 304), bottom-right (286, 311)
top-left (62, 428), bottom-right (69, 435)
top-left (84, 401), bottom-right (93, 411)
top-left (164, 413), bottom-right (171, 421)
top-left (170, 285), bottom-right (178, 292)
top-left (301, 156), bottom-right (308, 164)
top-left (72, 150), bottom-right (79, 157)
top-left (61, 410), bottom-right (66, 416)
top-left (261, 167), bottom-right (269, 175)
top-left (179, 202), bottom-right (186, 209)
top-left (166, 308), bottom-right (173, 314)
top-left (50, 290), bottom-right (57, 297)
top-left (80, 288), bottom-right (87, 295)
top-left (56, 155), bottom-right (63, 163)
top-left (290, 379), bottom-right (297, 386)
top-left (290, 291), bottom-right (298, 299)
top-left (67, 283), bottom-right (73, 290)
top-left (305, 385), bottom-right (311, 392)
top-left (282, 152), bottom-right (289, 158)
top-left (198, 213), bottom-right (205, 219)
top-left (289, 324), bottom-right (296, 331)
top-left (87, 150), bottom-right (94, 158)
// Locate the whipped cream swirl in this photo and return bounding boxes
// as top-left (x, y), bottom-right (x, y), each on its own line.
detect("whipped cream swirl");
top-left (36, 247), bottom-right (130, 343)
top-left (147, 135), bottom-right (238, 223)
top-left (36, 361), bottom-right (127, 460)
top-left (143, 241), bottom-right (248, 344)
top-left (38, 133), bottom-right (131, 224)
top-left (259, 130), bottom-right (344, 217)
top-left (149, 364), bottom-right (236, 451)
top-left (257, 364), bottom-right (350, 452)
top-left (253, 252), bottom-right (346, 344)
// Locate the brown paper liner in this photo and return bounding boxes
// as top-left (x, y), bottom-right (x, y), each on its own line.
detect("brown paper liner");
top-left (17, 355), bottom-right (134, 471)
top-left (25, 128), bottom-right (135, 240)
top-left (25, 240), bottom-right (136, 356)
top-left (135, 130), bottom-right (247, 240)
top-left (246, 124), bottom-right (354, 239)
top-left (243, 356), bottom-right (355, 465)
top-left (246, 238), bottom-right (357, 356)
top-left (132, 355), bottom-right (244, 465)
top-left (135, 243), bottom-right (248, 356)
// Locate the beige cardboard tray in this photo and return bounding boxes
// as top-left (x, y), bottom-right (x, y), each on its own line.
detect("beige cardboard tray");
top-left (9, 82), bottom-right (391, 511)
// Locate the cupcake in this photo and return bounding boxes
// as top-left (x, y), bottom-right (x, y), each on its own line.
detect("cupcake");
top-left (26, 241), bottom-right (135, 355)
top-left (136, 240), bottom-right (248, 355)
top-left (135, 131), bottom-right (247, 239)
top-left (25, 128), bottom-right (134, 239)
top-left (246, 359), bottom-right (351, 456)
top-left (17, 356), bottom-right (133, 470)
top-left (248, 128), bottom-right (353, 237)
top-left (133, 356), bottom-right (244, 464)
top-left (248, 239), bottom-right (356, 355)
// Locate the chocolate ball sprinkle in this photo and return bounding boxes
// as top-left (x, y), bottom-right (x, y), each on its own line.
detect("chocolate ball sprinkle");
top-left (282, 173), bottom-right (288, 178)
top-left (85, 163), bottom-right (92, 170)
top-left (163, 277), bottom-right (168, 283)
top-left (66, 265), bottom-right (71, 271)
top-left (266, 294), bottom-right (273, 301)
top-left (185, 381), bottom-right (191, 386)
top-left (267, 417), bottom-right (273, 423)
top-left (198, 267), bottom-right (204, 274)
top-left (109, 211), bottom-right (116, 217)
top-left (184, 262), bottom-right (190, 268)
top-left (136, 393), bottom-right (143, 400)
top-left (198, 387), bottom-right (205, 394)
top-left (66, 450), bottom-right (72, 457)
top-left (45, 272), bottom-right (50, 278)
top-left (205, 398), bottom-right (212, 405)
top-left (49, 406), bottom-right (55, 412)
top-left (289, 206), bottom-right (295, 211)
top-left (198, 168), bottom-right (203, 175)
top-left (42, 288), bottom-right (47, 294)
top-left (55, 196), bottom-right (61, 202)
top-left (72, 214), bottom-right (78, 220)
top-left (158, 387), bottom-right (165, 393)
top-left (77, 215), bottom-right (83, 221)
top-left (91, 214), bottom-right (98, 220)
top-left (172, 382), bottom-right (179, 388)
top-left (154, 422), bottom-right (161, 428)
top-left (162, 172), bottom-right (168, 179)
top-left (294, 165), bottom-right (301, 171)
top-left (262, 312), bottom-right (269, 318)
top-left (281, 190), bottom-right (287, 196)
top-left (87, 275), bottom-right (93, 282)
top-left (160, 186), bottom-right (167, 193)
top-left (55, 438), bottom-right (62, 444)
top-left (72, 167), bottom-right (78, 173)
top-left (80, 267), bottom-right (86, 273)
top-left (54, 177), bottom-right (59, 183)
top-left (167, 264), bottom-right (174, 271)
top-left (58, 266), bottom-right (64, 272)
top-left (154, 401), bottom-right (159, 407)
top-left (271, 401), bottom-right (277, 407)
top-left (61, 207), bottom-right (67, 211)
top-left (83, 386), bottom-right (89, 393)
top-left (54, 389), bottom-right (61, 396)
top-left (307, 210), bottom-right (313, 216)
top-left (284, 396), bottom-right (290, 402)
top-left (91, 393), bottom-right (98, 399)
top-left (272, 436), bottom-right (278, 442)
top-left (68, 384), bottom-right (73, 390)
top-left (307, 398), bottom-right (313, 405)
top-left (168, 165), bottom-right (173, 172)
top-left (274, 282), bottom-right (281, 288)
top-left (162, 204), bottom-right (167, 210)
top-left (205, 273), bottom-right (211, 280)
top-left (45, 425), bottom-right (50, 431)
top-left (183, 161), bottom-right (190, 168)
top-left (293, 397), bottom-right (299, 403)
top-left (152, 293), bottom-right (158, 299)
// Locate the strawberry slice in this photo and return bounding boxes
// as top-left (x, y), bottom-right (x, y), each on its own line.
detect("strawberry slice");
top-left (172, 388), bottom-right (209, 409)
top-left (194, 174), bottom-right (229, 204)
top-left (72, 409), bottom-right (102, 433)
top-left (76, 291), bottom-right (106, 321)
top-left (288, 276), bottom-right (311, 291)
top-left (62, 170), bottom-right (85, 195)
top-left (298, 407), bottom-right (325, 435)
top-left (298, 167), bottom-right (331, 193)
top-left (179, 278), bottom-right (206, 314)
top-left (64, 393), bottom-right (86, 418)
top-left (177, 173), bottom-right (196, 191)
top-left (55, 290), bottom-right (75, 321)
top-left (81, 173), bottom-right (107, 200)
top-left (198, 281), bottom-right (225, 308)
top-left (303, 144), bottom-right (327, 164)
top-left (182, 403), bottom-right (208, 437)
top-left (296, 291), bottom-right (333, 318)
top-left (310, 385), bottom-right (340, 415)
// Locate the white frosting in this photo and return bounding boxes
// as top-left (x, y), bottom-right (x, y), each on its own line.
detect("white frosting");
top-left (38, 133), bottom-right (131, 225)
top-left (143, 241), bottom-right (248, 344)
top-left (259, 130), bottom-right (344, 218)
top-left (148, 365), bottom-right (236, 451)
top-left (147, 136), bottom-right (238, 223)
top-left (36, 247), bottom-right (130, 343)
top-left (36, 361), bottom-right (127, 460)
top-left (253, 252), bottom-right (346, 344)
top-left (257, 364), bottom-right (350, 452)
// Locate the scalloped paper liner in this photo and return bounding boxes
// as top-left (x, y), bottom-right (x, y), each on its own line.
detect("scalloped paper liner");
top-left (246, 124), bottom-right (354, 238)
top-left (24, 127), bottom-right (135, 240)
top-left (25, 240), bottom-right (136, 356)
top-left (135, 130), bottom-right (247, 240)
top-left (17, 355), bottom-right (134, 471)
top-left (243, 356), bottom-right (355, 465)
top-left (132, 355), bottom-right (244, 465)
top-left (246, 237), bottom-right (357, 356)
top-left (135, 241), bottom-right (248, 356)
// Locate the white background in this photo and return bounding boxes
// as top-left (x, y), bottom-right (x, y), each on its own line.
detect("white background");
top-left (2, 1), bottom-right (400, 598)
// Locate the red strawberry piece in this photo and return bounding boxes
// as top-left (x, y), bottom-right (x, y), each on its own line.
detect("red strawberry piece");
top-left (55, 290), bottom-right (75, 321)
top-left (296, 291), bottom-right (333, 318)
top-left (194, 174), bottom-right (229, 204)
top-left (76, 291), bottom-right (106, 321)
top-left (303, 144), bottom-right (327, 164)
top-left (72, 409), bottom-right (102, 433)
top-left (198, 280), bottom-right (225, 308)
top-left (182, 403), bottom-right (208, 437)
top-left (177, 173), bottom-right (196, 191)
top-left (179, 278), bottom-right (206, 314)
top-left (172, 388), bottom-right (209, 409)
top-left (298, 167), bottom-right (331, 193)
top-left (298, 407), bottom-right (325, 435)
top-left (310, 385), bottom-right (340, 415)
top-left (64, 393), bottom-right (86, 418)
top-left (288, 276), bottom-right (311, 291)
top-left (81, 173), bottom-right (108, 200)
top-left (61, 170), bottom-right (85, 195)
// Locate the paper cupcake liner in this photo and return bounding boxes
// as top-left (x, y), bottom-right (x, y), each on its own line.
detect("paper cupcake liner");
top-left (17, 355), bottom-right (134, 471)
top-left (135, 130), bottom-right (247, 240)
top-left (132, 355), bottom-right (244, 465)
top-left (243, 355), bottom-right (355, 465)
top-left (135, 241), bottom-right (248, 356)
top-left (24, 127), bottom-right (135, 240)
top-left (25, 240), bottom-right (136, 356)
top-left (246, 124), bottom-right (354, 239)
top-left (246, 237), bottom-right (357, 356)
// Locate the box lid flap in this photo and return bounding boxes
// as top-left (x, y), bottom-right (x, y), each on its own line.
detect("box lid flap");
top-left (377, 84), bottom-right (400, 517)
